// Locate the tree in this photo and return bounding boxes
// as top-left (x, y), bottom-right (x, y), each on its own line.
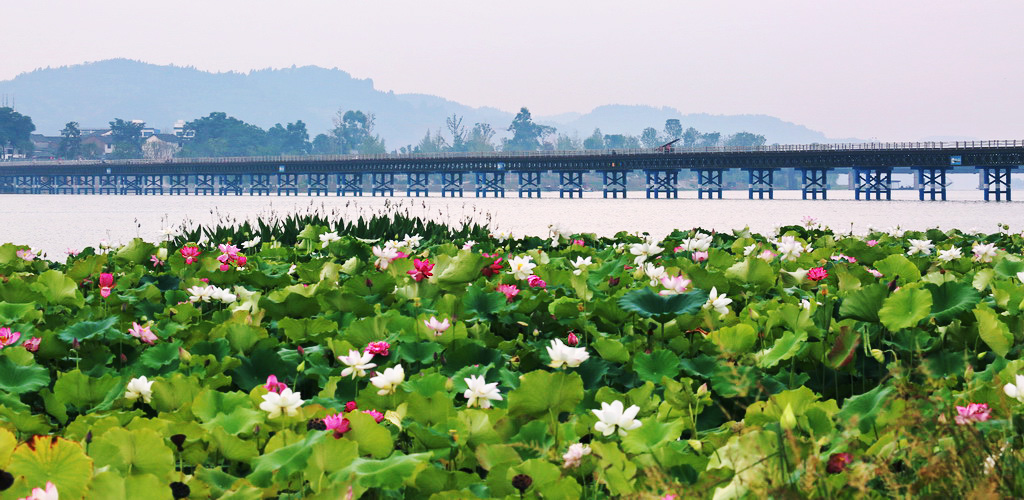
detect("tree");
top-left (267, 121), bottom-right (311, 155)
top-left (723, 132), bottom-right (767, 148)
top-left (109, 118), bottom-right (144, 159)
top-left (664, 119), bottom-right (682, 141)
top-left (555, 133), bottom-right (582, 151)
top-left (583, 128), bottom-right (605, 150)
top-left (503, 107), bottom-right (555, 151)
top-left (603, 134), bottom-right (640, 149)
top-left (332, 109), bottom-right (383, 154)
top-left (697, 132), bottom-right (721, 148)
top-left (465, 123), bottom-right (496, 152)
top-left (415, 129), bottom-right (448, 153)
top-left (640, 127), bottom-right (661, 149)
top-left (0, 107), bottom-right (36, 158)
top-left (58, 121), bottom-right (82, 159)
top-left (446, 114), bottom-right (467, 152)
top-left (682, 127), bottom-right (701, 148)
top-left (311, 133), bottom-right (340, 154)
top-left (176, 112), bottom-right (268, 157)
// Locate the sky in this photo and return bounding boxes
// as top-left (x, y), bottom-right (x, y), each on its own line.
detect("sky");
top-left (2, 0), bottom-right (1023, 141)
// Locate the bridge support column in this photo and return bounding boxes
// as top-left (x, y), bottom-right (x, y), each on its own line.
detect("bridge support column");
top-left (168, 175), bottom-right (188, 195)
top-left (745, 168), bottom-right (774, 199)
top-left (695, 169), bottom-right (723, 199)
top-left (407, 172), bottom-right (430, 197)
top-left (980, 167), bottom-right (1012, 202)
top-left (518, 172), bottom-right (542, 198)
top-left (14, 176), bottom-right (33, 194)
top-left (307, 173), bottom-right (329, 196)
top-left (35, 175), bottom-right (54, 194)
top-left (75, 175), bottom-right (95, 194)
top-left (372, 173), bottom-right (395, 196)
top-left (99, 175), bottom-right (118, 195)
top-left (194, 175), bottom-right (214, 195)
top-left (277, 174), bottom-right (298, 196)
top-left (914, 168), bottom-right (947, 201)
top-left (853, 168), bottom-right (891, 200)
top-left (218, 175), bottom-right (243, 196)
top-left (602, 171), bottom-right (628, 198)
top-left (337, 173), bottom-right (363, 196)
top-left (120, 175), bottom-right (143, 195)
top-left (0, 176), bottom-right (13, 194)
top-left (799, 169), bottom-right (829, 200)
top-left (441, 172), bottom-right (463, 197)
top-left (475, 171), bottom-right (505, 197)
top-left (558, 171), bottom-right (585, 198)
top-left (644, 170), bottom-right (678, 199)
top-left (55, 175), bottom-right (74, 194)
top-left (249, 174), bottom-right (271, 195)
top-left (142, 175), bottom-right (163, 195)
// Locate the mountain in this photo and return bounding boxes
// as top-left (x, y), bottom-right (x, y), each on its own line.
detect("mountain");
top-left (0, 59), bottom-right (851, 147)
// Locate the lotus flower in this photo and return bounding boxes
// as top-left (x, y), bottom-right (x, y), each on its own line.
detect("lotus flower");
top-left (407, 258), bottom-right (434, 282)
top-left (260, 388), bottom-right (304, 418)
top-left (22, 336), bottom-right (41, 352)
top-left (907, 239), bottom-right (934, 256)
top-left (527, 274), bottom-right (546, 288)
top-left (319, 231), bottom-right (341, 248)
top-left (363, 409), bottom-right (385, 423)
top-left (20, 481), bottom-right (58, 500)
top-left (371, 245), bottom-right (401, 269)
top-left (704, 287), bottom-right (733, 318)
top-left (497, 284), bottom-right (519, 302)
top-left (629, 241), bottom-right (663, 265)
top-left (1004, 374), bottom-right (1024, 403)
top-left (424, 316), bottom-right (451, 336)
top-left (128, 322), bottom-right (158, 345)
top-left (507, 255), bottom-right (537, 279)
top-left (180, 245), bottom-right (201, 264)
top-left (338, 350), bottom-right (377, 378)
top-left (323, 414), bottom-right (351, 438)
top-left (0, 327), bottom-right (21, 348)
top-left (659, 275), bottom-right (691, 296)
top-left (954, 403), bottom-right (991, 425)
top-left (463, 374), bottom-right (502, 409)
top-left (563, 443), bottom-right (592, 469)
top-left (369, 365), bottom-right (405, 395)
top-left (546, 339), bottom-right (589, 368)
top-left (125, 376), bottom-right (154, 404)
top-left (972, 242), bottom-right (997, 263)
top-left (98, 272), bottom-right (116, 298)
top-left (592, 400), bottom-right (642, 437)
top-left (482, 256), bottom-right (504, 277)
top-left (807, 267), bottom-right (828, 281)
top-left (264, 374), bottom-right (288, 394)
top-left (365, 341), bottom-right (391, 356)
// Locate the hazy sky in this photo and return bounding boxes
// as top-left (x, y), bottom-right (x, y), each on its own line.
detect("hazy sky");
top-left (3, 1), bottom-right (1023, 140)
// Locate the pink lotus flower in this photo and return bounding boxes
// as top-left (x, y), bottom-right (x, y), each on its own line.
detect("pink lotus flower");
top-left (365, 341), bottom-right (391, 356)
top-left (16, 249), bottom-right (36, 261)
top-left (264, 374), bottom-right (288, 394)
top-left (323, 414), bottom-right (351, 438)
top-left (363, 409), bottom-right (385, 423)
top-left (218, 243), bottom-right (240, 256)
top-left (868, 269), bottom-right (884, 278)
top-left (955, 403), bottom-right (991, 425)
top-left (98, 273), bottom-right (116, 298)
top-left (21, 481), bottom-right (58, 500)
top-left (150, 254), bottom-right (165, 267)
top-left (424, 316), bottom-right (451, 335)
top-left (408, 258), bottom-right (434, 282)
top-left (826, 452), bottom-right (853, 473)
top-left (345, 400), bottom-right (358, 412)
top-left (128, 322), bottom-right (158, 345)
top-left (482, 256), bottom-right (504, 277)
top-left (497, 284), bottom-right (519, 302)
top-left (757, 250), bottom-right (777, 261)
top-left (527, 274), bottom-right (547, 288)
top-left (808, 267), bottom-right (828, 282)
top-left (571, 239), bottom-right (585, 246)
top-left (66, 248), bottom-right (80, 256)
top-left (866, 239), bottom-right (879, 247)
top-left (692, 251), bottom-right (709, 262)
top-left (23, 336), bottom-right (41, 352)
top-left (0, 327), bottom-right (21, 348)
top-left (659, 275), bottom-right (692, 296)
top-left (567, 332), bottom-right (579, 346)
top-left (180, 245), bottom-right (201, 264)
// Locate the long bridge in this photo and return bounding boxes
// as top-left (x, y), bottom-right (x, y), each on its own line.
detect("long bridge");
top-left (1, 140), bottom-right (1020, 201)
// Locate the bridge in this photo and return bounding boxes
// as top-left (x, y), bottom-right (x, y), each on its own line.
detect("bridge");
top-left (0, 140), bottom-right (1020, 201)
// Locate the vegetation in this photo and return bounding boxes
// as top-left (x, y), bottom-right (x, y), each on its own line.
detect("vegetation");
top-left (0, 107), bottom-right (36, 157)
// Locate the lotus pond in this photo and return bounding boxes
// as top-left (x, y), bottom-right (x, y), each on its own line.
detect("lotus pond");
top-left (1, 213), bottom-right (1024, 499)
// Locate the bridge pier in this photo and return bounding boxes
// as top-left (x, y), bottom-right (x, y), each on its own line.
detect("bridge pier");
top-left (441, 172), bottom-right (463, 197)
top-left (558, 171), bottom-right (585, 198)
top-left (14, 176), bottom-right (33, 194)
top-left (475, 171), bottom-right (505, 197)
top-left (745, 168), bottom-right (774, 199)
top-left (914, 168), bottom-right (947, 201)
top-left (980, 166), bottom-right (1012, 201)
top-left (98, 175), bottom-right (118, 195)
top-left (799, 169), bottom-right (829, 200)
top-left (249, 174), bottom-right (271, 195)
top-left (337, 173), bottom-right (363, 196)
top-left (308, 173), bottom-right (329, 196)
top-left (119, 175), bottom-right (143, 195)
top-left (644, 169), bottom-right (677, 198)
top-left (54, 175), bottom-right (74, 194)
top-left (372, 173), bottom-right (395, 196)
top-left (36, 175), bottom-right (56, 194)
top-left (0, 176), bottom-right (13, 194)
top-left (194, 175), bottom-right (215, 195)
top-left (407, 172), bottom-right (430, 197)
top-left (518, 171), bottom-right (542, 198)
top-left (143, 175), bottom-right (163, 195)
top-left (695, 169), bottom-right (723, 199)
top-left (602, 171), bottom-right (627, 198)
top-left (218, 175), bottom-right (244, 196)
top-left (168, 175), bottom-right (189, 195)
top-left (74, 175), bottom-right (95, 195)
top-left (853, 168), bottom-right (891, 200)
top-left (277, 174), bottom-right (298, 196)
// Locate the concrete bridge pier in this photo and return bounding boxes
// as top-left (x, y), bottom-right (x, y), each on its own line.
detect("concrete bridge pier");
top-left (337, 173), bottom-right (363, 196)
top-left (695, 169), bottom-right (723, 199)
top-left (745, 168), bottom-right (774, 199)
top-left (142, 175), bottom-right (163, 195)
top-left (75, 175), bottom-right (95, 195)
top-left (602, 171), bottom-right (627, 198)
top-left (644, 169), bottom-right (678, 199)
top-left (799, 169), bottom-right (829, 200)
top-left (853, 168), bottom-right (891, 200)
top-left (250, 174), bottom-right (271, 196)
top-left (979, 166), bottom-right (1013, 201)
top-left (194, 175), bottom-right (215, 195)
top-left (518, 171), bottom-right (541, 198)
top-left (914, 168), bottom-right (947, 201)
top-left (441, 172), bottom-right (464, 197)
top-left (407, 172), bottom-right (430, 197)
top-left (475, 171), bottom-right (505, 198)
top-left (218, 175), bottom-right (244, 196)
top-left (558, 171), bottom-right (584, 198)
top-left (168, 175), bottom-right (189, 195)
top-left (372, 173), bottom-right (395, 196)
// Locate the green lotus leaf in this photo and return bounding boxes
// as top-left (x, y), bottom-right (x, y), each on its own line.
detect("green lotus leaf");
top-left (332, 452), bottom-right (431, 488)
top-left (593, 337), bottom-right (629, 364)
top-left (0, 355), bottom-right (49, 394)
top-left (277, 316), bottom-right (338, 343)
top-left (248, 431), bottom-right (324, 487)
top-left (91, 427), bottom-right (175, 476)
top-left (873, 254), bottom-right (921, 284)
top-left (837, 384), bottom-right (894, 434)
top-left (29, 269), bottom-right (84, 308)
top-left (0, 301), bottom-right (42, 324)
top-left (56, 316), bottom-right (119, 344)
top-left (757, 330), bottom-right (807, 369)
top-left (825, 326), bottom-right (861, 370)
top-left (927, 281), bottom-right (982, 324)
top-left (7, 435), bottom-right (94, 500)
top-left (617, 287), bottom-right (707, 322)
top-left (993, 257), bottom-right (1024, 278)
top-left (974, 304), bottom-right (1013, 358)
top-left (621, 418), bottom-right (685, 455)
top-left (462, 286), bottom-right (506, 322)
top-left (878, 286), bottom-right (932, 331)
top-left (725, 258), bottom-right (775, 290)
top-left (508, 370), bottom-right (583, 418)
top-left (138, 340), bottom-right (182, 372)
top-left (838, 284), bottom-right (887, 323)
top-left (633, 350), bottom-right (680, 383)
top-left (53, 369), bottom-right (121, 409)
top-left (434, 251), bottom-right (485, 288)
top-left (304, 435), bottom-right (360, 493)
top-left (711, 323), bottom-right (757, 356)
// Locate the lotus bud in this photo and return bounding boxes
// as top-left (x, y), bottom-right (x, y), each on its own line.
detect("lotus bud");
top-left (120, 353), bottom-right (128, 363)
top-left (72, 338), bottom-right (80, 350)
top-left (345, 401), bottom-right (358, 412)
top-left (445, 377), bottom-right (454, 392)
top-left (608, 277), bottom-right (620, 287)
top-left (511, 474), bottom-right (533, 494)
top-left (252, 425), bottom-right (260, 435)
top-left (85, 431), bottom-right (93, 444)
top-left (964, 364), bottom-right (974, 381)
top-left (687, 439), bottom-right (703, 452)
top-left (178, 347), bottom-right (192, 363)
top-left (870, 349), bottom-right (884, 364)
top-left (297, 345), bottom-right (305, 356)
top-left (567, 332), bottom-right (579, 346)
top-left (696, 383), bottom-right (708, 395)
top-left (156, 247), bottom-right (168, 261)
top-left (780, 403), bottom-right (797, 431)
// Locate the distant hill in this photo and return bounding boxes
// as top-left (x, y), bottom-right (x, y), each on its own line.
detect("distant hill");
top-left (0, 59), bottom-right (855, 147)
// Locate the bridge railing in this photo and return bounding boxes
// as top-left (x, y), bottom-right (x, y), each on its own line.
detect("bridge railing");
top-left (3, 140), bottom-right (1023, 167)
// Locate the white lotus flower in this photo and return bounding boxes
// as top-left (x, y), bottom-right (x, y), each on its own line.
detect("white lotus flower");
top-left (187, 285), bottom-right (215, 303)
top-left (972, 242), bottom-right (998, 263)
top-left (125, 376), bottom-right (154, 404)
top-left (1017, 271), bottom-right (1024, 283)
top-left (629, 241), bottom-right (663, 265)
top-left (546, 339), bottom-right (589, 368)
top-left (463, 374), bottom-right (503, 409)
top-left (776, 236), bottom-right (806, 261)
top-left (704, 286), bottom-right (733, 318)
top-left (319, 231), bottom-right (341, 248)
top-left (1004, 374), bottom-right (1024, 403)
top-left (210, 286), bottom-right (237, 303)
top-left (372, 245), bottom-right (400, 269)
top-left (592, 400), bottom-right (642, 437)
top-left (462, 240), bottom-right (476, 250)
top-left (937, 247), bottom-right (963, 262)
top-left (491, 230), bottom-right (511, 242)
top-left (563, 443), bottom-right (592, 468)
top-left (644, 263), bottom-right (667, 286)
top-left (571, 256), bottom-right (593, 275)
top-left (907, 239), bottom-right (934, 256)
top-left (370, 365), bottom-right (405, 396)
top-left (743, 244), bottom-right (757, 256)
top-left (507, 255), bottom-right (537, 280)
top-left (401, 234), bottom-right (422, 249)
top-left (679, 233), bottom-right (713, 252)
top-left (659, 275), bottom-right (691, 296)
top-left (259, 387), bottom-right (304, 418)
top-left (339, 349), bottom-right (377, 378)
top-left (242, 236), bottom-right (261, 249)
